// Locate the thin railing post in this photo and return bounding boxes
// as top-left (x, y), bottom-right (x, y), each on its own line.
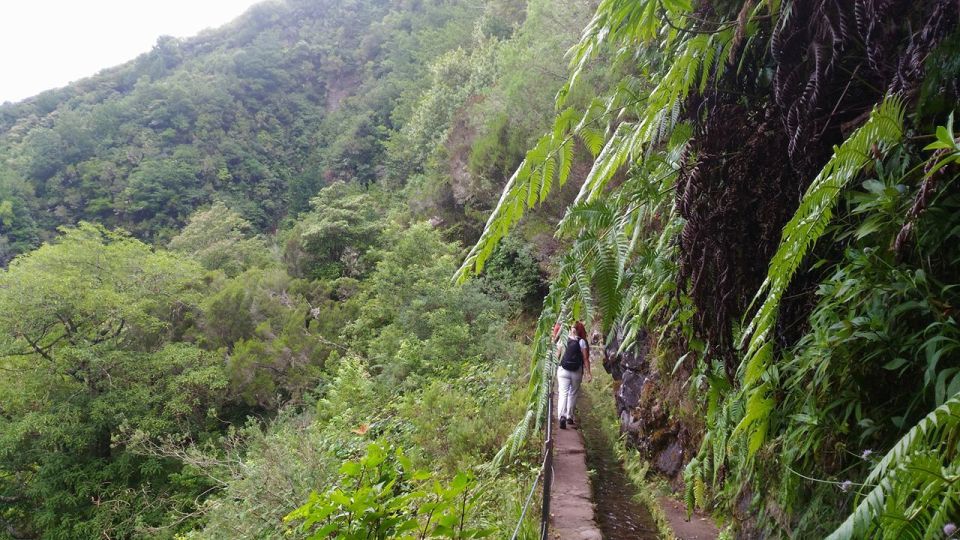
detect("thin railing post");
top-left (540, 379), bottom-right (554, 540)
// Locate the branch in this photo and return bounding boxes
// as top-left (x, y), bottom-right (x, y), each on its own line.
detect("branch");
top-left (89, 319), bottom-right (125, 345)
top-left (54, 313), bottom-right (79, 345)
top-left (21, 333), bottom-right (56, 364)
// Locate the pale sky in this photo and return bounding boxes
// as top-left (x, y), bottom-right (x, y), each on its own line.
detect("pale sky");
top-left (0, 0), bottom-right (265, 104)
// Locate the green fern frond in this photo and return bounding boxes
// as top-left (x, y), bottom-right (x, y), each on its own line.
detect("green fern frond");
top-left (572, 263), bottom-right (596, 322)
top-left (558, 200), bottom-right (616, 236)
top-left (683, 457), bottom-right (699, 519)
top-left (735, 96), bottom-right (906, 456)
top-left (565, 0), bottom-right (666, 94)
top-left (579, 127), bottom-right (606, 157)
top-left (558, 138), bottom-right (575, 187)
top-left (694, 474), bottom-right (708, 510)
top-left (594, 236), bottom-right (624, 332)
top-left (457, 0), bottom-right (763, 283)
top-left (825, 392), bottom-right (960, 540)
top-left (491, 289), bottom-right (565, 467)
top-left (493, 409), bottom-right (535, 468)
top-left (538, 155), bottom-right (557, 203)
top-left (527, 161), bottom-right (545, 208)
top-left (731, 382), bottom-right (775, 455)
top-left (576, 123), bottom-right (633, 203)
top-left (741, 95), bottom-right (906, 354)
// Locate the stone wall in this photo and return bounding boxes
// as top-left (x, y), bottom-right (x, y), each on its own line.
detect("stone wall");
top-left (601, 326), bottom-right (693, 485)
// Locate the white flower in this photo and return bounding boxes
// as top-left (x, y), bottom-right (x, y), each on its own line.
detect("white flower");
top-left (838, 480), bottom-right (853, 492)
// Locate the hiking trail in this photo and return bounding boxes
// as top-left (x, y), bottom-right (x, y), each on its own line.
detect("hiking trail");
top-left (548, 418), bottom-right (603, 539)
top-left (547, 390), bottom-right (719, 540)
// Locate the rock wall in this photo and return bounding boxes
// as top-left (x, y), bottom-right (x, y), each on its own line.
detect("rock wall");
top-left (601, 327), bottom-right (694, 485)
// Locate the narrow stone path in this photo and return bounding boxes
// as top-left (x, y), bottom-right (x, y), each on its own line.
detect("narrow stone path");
top-left (548, 384), bottom-right (720, 540)
top-left (548, 422), bottom-right (603, 540)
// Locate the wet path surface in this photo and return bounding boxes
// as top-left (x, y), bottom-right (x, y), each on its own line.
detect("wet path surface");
top-left (579, 393), bottom-right (660, 540)
top-left (550, 420), bottom-right (603, 539)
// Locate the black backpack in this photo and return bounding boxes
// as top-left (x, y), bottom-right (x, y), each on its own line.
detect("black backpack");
top-left (560, 337), bottom-right (583, 371)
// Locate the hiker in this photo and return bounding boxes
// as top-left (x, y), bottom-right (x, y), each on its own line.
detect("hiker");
top-left (557, 321), bottom-right (592, 429)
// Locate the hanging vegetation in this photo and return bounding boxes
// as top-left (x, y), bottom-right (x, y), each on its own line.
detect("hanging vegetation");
top-left (463, 0), bottom-right (960, 536)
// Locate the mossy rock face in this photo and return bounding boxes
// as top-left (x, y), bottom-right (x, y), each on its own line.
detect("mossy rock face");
top-left (618, 369), bottom-right (646, 410)
top-left (655, 440), bottom-right (685, 477)
top-left (602, 324), bottom-right (696, 483)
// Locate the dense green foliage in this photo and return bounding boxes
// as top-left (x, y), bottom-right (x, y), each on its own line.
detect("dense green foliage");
top-left (0, 224), bottom-right (223, 538)
top-left (284, 442), bottom-right (492, 539)
top-left (0, 0), bottom-right (540, 256)
top-left (0, 191), bottom-right (536, 538)
top-left (0, 0), bottom-right (601, 537)
top-left (464, 0), bottom-right (960, 537)
top-left (8, 0), bottom-right (955, 537)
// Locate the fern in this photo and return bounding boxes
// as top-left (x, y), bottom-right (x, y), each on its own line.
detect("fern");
top-left (575, 123), bottom-right (634, 203)
top-left (491, 288), bottom-right (564, 467)
top-left (564, 0), bottom-right (674, 95)
top-left (694, 474), bottom-right (708, 511)
top-left (683, 457), bottom-right (699, 519)
top-left (455, 108), bottom-right (587, 282)
top-left (457, 0), bottom-right (770, 282)
top-left (826, 392), bottom-right (960, 540)
top-left (735, 96), bottom-right (907, 455)
top-left (493, 409), bottom-right (535, 468)
top-left (476, 0), bottom-right (777, 479)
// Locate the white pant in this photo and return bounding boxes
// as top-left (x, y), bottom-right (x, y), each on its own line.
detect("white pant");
top-left (557, 366), bottom-right (582, 420)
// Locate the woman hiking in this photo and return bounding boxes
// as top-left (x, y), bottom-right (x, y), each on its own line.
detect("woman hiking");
top-left (555, 321), bottom-right (592, 429)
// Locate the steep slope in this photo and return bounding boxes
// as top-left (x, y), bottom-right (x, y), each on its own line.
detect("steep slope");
top-left (0, 1), bottom-right (606, 538)
top-left (0, 0), bottom-right (493, 261)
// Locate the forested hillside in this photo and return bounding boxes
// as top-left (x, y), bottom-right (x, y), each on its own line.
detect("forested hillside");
top-left (0, 0), bottom-right (591, 261)
top-left (0, 0), bottom-right (598, 537)
top-left (3, 0), bottom-right (959, 538)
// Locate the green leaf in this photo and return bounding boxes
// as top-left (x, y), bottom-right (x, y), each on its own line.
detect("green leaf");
top-left (339, 460), bottom-right (362, 477)
top-left (883, 357), bottom-right (908, 371)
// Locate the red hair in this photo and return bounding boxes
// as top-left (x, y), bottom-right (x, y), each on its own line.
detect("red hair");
top-left (574, 321), bottom-right (587, 340)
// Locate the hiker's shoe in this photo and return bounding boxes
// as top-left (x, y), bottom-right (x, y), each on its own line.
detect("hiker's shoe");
top-left (567, 417), bottom-right (575, 426)
top-left (559, 417), bottom-right (567, 430)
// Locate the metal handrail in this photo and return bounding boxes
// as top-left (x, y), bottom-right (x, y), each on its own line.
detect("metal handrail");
top-left (540, 374), bottom-right (554, 540)
top-left (509, 364), bottom-right (556, 540)
top-left (510, 453), bottom-right (546, 540)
